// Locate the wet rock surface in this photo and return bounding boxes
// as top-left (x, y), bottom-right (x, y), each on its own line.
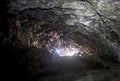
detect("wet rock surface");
top-left (1, 0), bottom-right (120, 81)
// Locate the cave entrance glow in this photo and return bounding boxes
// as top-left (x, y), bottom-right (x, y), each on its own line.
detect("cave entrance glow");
top-left (54, 46), bottom-right (80, 57)
top-left (48, 40), bottom-right (83, 57)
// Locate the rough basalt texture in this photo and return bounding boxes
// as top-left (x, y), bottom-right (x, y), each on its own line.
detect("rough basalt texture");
top-left (7, 0), bottom-right (120, 60)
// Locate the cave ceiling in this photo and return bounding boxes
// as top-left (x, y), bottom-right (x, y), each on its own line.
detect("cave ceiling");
top-left (4, 0), bottom-right (119, 59)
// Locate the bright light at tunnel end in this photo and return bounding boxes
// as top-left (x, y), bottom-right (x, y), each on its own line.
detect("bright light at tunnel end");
top-left (54, 47), bottom-right (80, 57)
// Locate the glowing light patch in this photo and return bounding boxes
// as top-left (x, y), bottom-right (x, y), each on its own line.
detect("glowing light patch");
top-left (55, 48), bottom-right (60, 54)
top-left (55, 47), bottom-right (79, 57)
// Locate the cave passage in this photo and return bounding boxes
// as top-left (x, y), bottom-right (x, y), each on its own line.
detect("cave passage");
top-left (1, 0), bottom-right (120, 81)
